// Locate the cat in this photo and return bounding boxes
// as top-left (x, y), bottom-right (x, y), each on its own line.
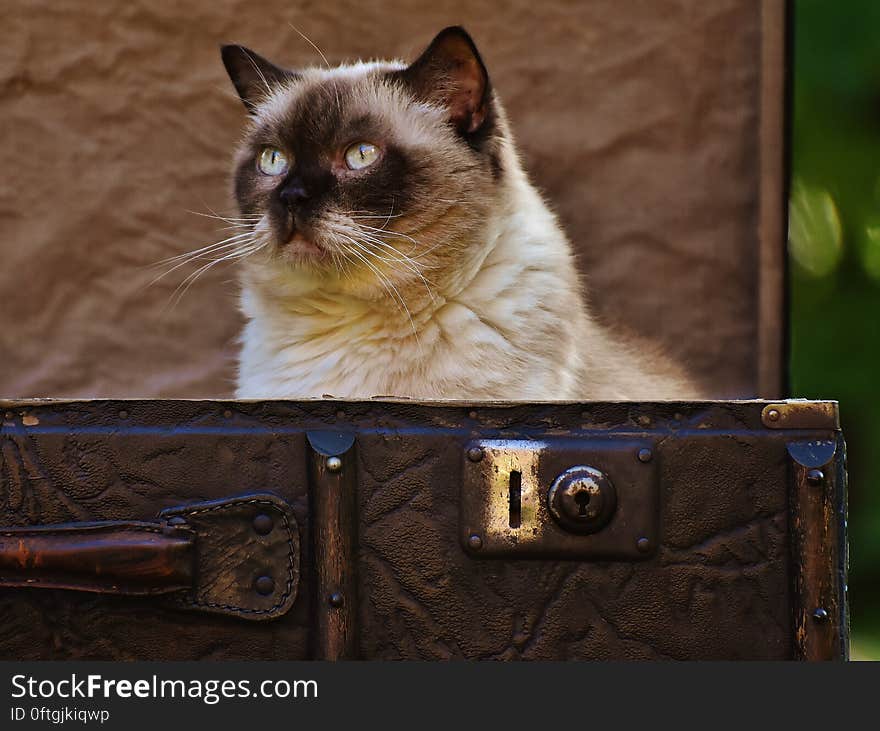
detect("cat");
top-left (220, 26), bottom-right (695, 400)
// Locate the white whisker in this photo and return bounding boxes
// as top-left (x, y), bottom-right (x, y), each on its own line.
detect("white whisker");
top-left (349, 213), bottom-right (405, 220)
top-left (355, 234), bottom-right (437, 302)
top-left (337, 237), bottom-right (421, 347)
top-left (186, 209), bottom-right (262, 225)
top-left (163, 238), bottom-right (269, 312)
top-left (355, 223), bottom-right (420, 247)
top-left (287, 21), bottom-right (330, 68)
top-left (148, 238), bottom-right (257, 290)
top-left (151, 231), bottom-right (256, 269)
top-left (241, 48), bottom-right (273, 97)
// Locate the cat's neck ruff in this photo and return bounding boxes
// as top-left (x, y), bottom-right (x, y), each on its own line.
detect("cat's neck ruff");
top-left (235, 177), bottom-right (581, 399)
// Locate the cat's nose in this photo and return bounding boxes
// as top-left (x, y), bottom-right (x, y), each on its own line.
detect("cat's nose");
top-left (279, 180), bottom-right (309, 207)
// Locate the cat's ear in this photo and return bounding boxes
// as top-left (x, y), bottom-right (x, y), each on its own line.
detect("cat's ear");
top-left (399, 26), bottom-right (491, 135)
top-left (221, 45), bottom-right (294, 111)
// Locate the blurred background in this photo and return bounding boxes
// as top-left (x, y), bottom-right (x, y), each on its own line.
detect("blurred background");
top-left (790, 0), bottom-right (880, 658)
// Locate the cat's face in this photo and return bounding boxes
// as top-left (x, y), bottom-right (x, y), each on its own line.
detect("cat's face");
top-left (222, 27), bottom-right (504, 299)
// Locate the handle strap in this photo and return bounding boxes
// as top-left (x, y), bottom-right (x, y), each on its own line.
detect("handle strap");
top-left (0, 494), bottom-right (300, 621)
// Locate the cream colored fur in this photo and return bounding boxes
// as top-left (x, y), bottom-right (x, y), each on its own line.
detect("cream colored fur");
top-left (234, 62), bottom-right (694, 400)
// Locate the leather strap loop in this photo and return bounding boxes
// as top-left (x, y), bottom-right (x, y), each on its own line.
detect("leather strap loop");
top-left (0, 493), bottom-right (300, 622)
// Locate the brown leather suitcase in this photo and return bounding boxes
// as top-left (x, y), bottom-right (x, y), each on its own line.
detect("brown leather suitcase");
top-left (0, 398), bottom-right (847, 660)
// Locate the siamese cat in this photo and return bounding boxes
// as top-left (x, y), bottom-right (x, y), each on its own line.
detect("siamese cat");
top-left (220, 26), bottom-right (694, 399)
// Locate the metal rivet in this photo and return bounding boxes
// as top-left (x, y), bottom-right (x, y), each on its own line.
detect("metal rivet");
top-left (812, 607), bottom-right (829, 623)
top-left (636, 537), bottom-right (651, 553)
top-left (223, 409), bottom-right (233, 419)
top-left (468, 410), bottom-right (478, 420)
top-left (468, 534), bottom-right (483, 550)
top-left (766, 409), bottom-right (780, 423)
top-left (326, 456), bottom-right (343, 473)
top-left (329, 592), bottom-right (344, 608)
top-left (118, 410), bottom-right (129, 419)
top-left (467, 447), bottom-right (484, 463)
top-left (167, 516), bottom-right (187, 526)
top-left (806, 469), bottom-right (824, 487)
top-left (252, 513), bottom-right (273, 535)
top-left (637, 448), bottom-right (653, 463)
top-left (254, 575), bottom-right (275, 596)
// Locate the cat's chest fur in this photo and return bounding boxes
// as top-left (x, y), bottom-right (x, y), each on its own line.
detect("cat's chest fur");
top-left (237, 201), bottom-right (588, 400)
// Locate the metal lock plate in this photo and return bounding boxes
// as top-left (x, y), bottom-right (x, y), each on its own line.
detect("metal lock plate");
top-left (461, 438), bottom-right (659, 559)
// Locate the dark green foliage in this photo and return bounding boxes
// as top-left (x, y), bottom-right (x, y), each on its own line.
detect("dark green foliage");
top-left (792, 0), bottom-right (880, 646)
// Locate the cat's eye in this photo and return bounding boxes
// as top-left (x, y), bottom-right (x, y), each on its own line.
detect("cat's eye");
top-left (344, 142), bottom-right (380, 170)
top-left (258, 147), bottom-right (290, 176)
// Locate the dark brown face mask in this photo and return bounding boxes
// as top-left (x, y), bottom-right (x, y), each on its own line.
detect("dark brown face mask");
top-left (221, 27), bottom-right (500, 260)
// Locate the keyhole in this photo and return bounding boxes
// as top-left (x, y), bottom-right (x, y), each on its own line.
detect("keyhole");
top-left (575, 490), bottom-right (591, 517)
top-left (508, 471), bottom-right (522, 528)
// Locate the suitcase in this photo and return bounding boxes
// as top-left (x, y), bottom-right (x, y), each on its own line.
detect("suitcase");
top-left (2, 2), bottom-right (846, 660)
top-left (0, 398), bottom-right (847, 660)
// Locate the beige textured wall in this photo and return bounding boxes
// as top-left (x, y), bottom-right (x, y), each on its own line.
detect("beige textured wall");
top-left (0, 0), bottom-right (764, 398)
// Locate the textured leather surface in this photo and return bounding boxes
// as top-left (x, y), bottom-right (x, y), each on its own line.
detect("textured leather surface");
top-left (1, 0), bottom-right (765, 400)
top-left (0, 403), bottom-right (311, 660)
top-left (161, 494), bottom-right (300, 620)
top-left (355, 405), bottom-right (792, 660)
top-left (0, 399), bottom-right (815, 660)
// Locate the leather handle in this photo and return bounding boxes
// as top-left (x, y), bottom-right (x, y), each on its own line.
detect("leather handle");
top-left (0, 494), bottom-right (301, 621)
top-left (0, 521), bottom-right (194, 595)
